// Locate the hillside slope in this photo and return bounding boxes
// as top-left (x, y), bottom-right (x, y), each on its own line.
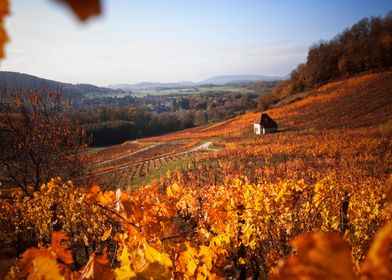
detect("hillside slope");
top-left (144, 71), bottom-right (392, 142)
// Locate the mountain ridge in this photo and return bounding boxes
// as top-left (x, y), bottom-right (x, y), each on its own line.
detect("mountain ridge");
top-left (108, 74), bottom-right (286, 90)
top-left (0, 71), bottom-right (120, 100)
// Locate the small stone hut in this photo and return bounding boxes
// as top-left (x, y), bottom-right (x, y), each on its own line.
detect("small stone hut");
top-left (253, 113), bottom-right (278, 135)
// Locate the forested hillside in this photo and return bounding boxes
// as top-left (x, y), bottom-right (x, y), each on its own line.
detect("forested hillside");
top-left (258, 11), bottom-right (392, 110)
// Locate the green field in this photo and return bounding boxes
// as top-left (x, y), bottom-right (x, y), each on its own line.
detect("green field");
top-left (130, 84), bottom-right (256, 96)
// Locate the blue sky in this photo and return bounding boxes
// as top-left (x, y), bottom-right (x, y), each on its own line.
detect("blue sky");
top-left (1, 0), bottom-right (391, 86)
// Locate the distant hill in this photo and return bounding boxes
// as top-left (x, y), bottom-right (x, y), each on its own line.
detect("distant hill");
top-left (108, 74), bottom-right (284, 90)
top-left (0, 71), bottom-right (119, 100)
top-left (199, 75), bottom-right (284, 85)
top-left (109, 81), bottom-right (195, 90)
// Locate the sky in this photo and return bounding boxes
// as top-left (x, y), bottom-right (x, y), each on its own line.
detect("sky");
top-left (1, 0), bottom-right (391, 86)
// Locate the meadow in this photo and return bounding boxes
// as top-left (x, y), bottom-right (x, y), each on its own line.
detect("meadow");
top-left (129, 84), bottom-right (256, 97)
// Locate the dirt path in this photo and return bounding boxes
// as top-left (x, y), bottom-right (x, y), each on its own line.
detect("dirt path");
top-left (188, 141), bottom-right (213, 152)
top-left (95, 142), bottom-right (160, 166)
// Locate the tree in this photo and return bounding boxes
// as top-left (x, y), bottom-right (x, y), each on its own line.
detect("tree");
top-left (0, 88), bottom-right (88, 196)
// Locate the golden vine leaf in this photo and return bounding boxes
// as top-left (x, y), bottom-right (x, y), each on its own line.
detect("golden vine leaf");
top-left (28, 255), bottom-right (64, 280)
top-left (270, 232), bottom-right (356, 280)
top-left (130, 239), bottom-right (173, 279)
top-left (115, 247), bottom-right (135, 280)
top-left (18, 248), bottom-right (64, 280)
top-left (166, 182), bottom-right (182, 199)
top-left (177, 242), bottom-right (199, 278)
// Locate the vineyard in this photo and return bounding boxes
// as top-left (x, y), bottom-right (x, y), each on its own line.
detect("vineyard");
top-left (1, 71), bottom-right (392, 279)
top-left (83, 140), bottom-right (211, 189)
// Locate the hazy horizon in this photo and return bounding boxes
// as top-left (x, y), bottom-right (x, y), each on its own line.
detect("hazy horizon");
top-left (1, 0), bottom-right (391, 86)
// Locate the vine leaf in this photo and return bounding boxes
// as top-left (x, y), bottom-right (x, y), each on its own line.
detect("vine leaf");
top-left (50, 231), bottom-right (73, 265)
top-left (270, 232), bottom-right (356, 280)
top-left (360, 222), bottom-right (392, 280)
top-left (18, 248), bottom-right (64, 280)
top-left (80, 251), bottom-right (115, 280)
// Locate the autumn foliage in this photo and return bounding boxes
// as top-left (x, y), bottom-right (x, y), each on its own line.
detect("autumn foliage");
top-left (0, 174), bottom-right (391, 279)
top-left (0, 88), bottom-right (88, 196)
top-left (0, 2), bottom-right (391, 278)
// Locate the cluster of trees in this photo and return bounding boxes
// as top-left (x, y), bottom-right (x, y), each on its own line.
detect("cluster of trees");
top-left (258, 11), bottom-right (392, 109)
top-left (75, 92), bottom-right (257, 146)
top-left (0, 89), bottom-right (87, 193)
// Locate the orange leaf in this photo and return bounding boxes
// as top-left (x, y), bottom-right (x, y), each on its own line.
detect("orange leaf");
top-left (80, 251), bottom-right (115, 280)
top-left (0, 0), bottom-right (10, 59)
top-left (50, 231), bottom-right (73, 265)
top-left (90, 185), bottom-right (100, 194)
top-left (18, 248), bottom-right (51, 277)
top-left (270, 232), bottom-right (356, 280)
top-left (360, 222), bottom-right (392, 280)
top-left (101, 226), bottom-right (112, 241)
top-left (27, 255), bottom-right (64, 280)
top-left (56, 0), bottom-right (101, 22)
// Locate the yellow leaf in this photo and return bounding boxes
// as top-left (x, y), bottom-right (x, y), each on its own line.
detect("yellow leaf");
top-left (198, 245), bottom-right (215, 270)
top-left (166, 183), bottom-right (182, 199)
top-left (144, 242), bottom-right (172, 269)
top-left (19, 249), bottom-right (64, 280)
top-left (83, 235), bottom-right (89, 247)
top-left (30, 255), bottom-right (64, 280)
top-left (127, 239), bottom-right (173, 279)
top-left (210, 234), bottom-right (230, 248)
top-left (177, 242), bottom-right (199, 277)
top-left (101, 226), bottom-right (112, 241)
top-left (115, 247), bottom-right (135, 280)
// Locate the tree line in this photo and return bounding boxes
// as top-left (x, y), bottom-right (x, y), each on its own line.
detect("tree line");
top-left (74, 92), bottom-right (257, 146)
top-left (258, 11), bottom-right (392, 110)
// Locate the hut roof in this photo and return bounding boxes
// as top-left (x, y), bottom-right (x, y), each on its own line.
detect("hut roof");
top-left (254, 113), bottom-right (277, 128)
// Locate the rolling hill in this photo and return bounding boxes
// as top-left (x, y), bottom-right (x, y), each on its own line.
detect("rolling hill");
top-left (0, 71), bottom-right (120, 100)
top-left (108, 74), bottom-right (284, 90)
top-left (141, 71), bottom-right (392, 141)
